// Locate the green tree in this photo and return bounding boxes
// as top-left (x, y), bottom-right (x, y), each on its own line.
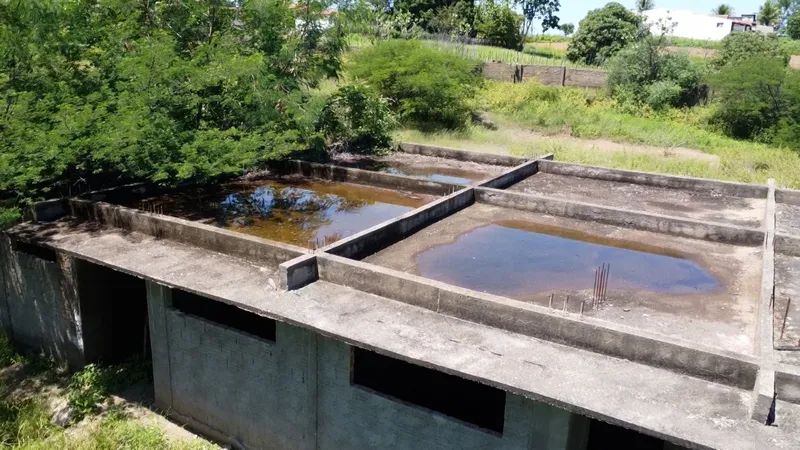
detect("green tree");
top-left (315, 85), bottom-right (396, 154)
top-left (560, 22), bottom-right (575, 35)
top-left (711, 4), bottom-right (734, 15)
top-left (635, 0), bottom-right (655, 14)
top-left (712, 31), bottom-right (788, 68)
top-left (566, 3), bottom-right (643, 65)
top-left (393, 0), bottom-right (474, 32)
top-left (787, 12), bottom-right (800, 38)
top-left (348, 40), bottom-right (482, 129)
top-left (474, 0), bottom-right (524, 49)
top-left (515, 0), bottom-right (561, 36)
top-left (760, 0), bottom-right (780, 25)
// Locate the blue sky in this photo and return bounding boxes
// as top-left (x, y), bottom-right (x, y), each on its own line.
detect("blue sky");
top-left (541, 0), bottom-right (767, 33)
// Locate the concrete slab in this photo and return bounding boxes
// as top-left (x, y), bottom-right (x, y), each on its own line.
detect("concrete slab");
top-left (776, 203), bottom-right (800, 237)
top-left (775, 254), bottom-right (800, 349)
top-left (331, 152), bottom-right (507, 185)
top-left (365, 203), bottom-right (762, 355)
top-left (506, 172), bottom-right (766, 228)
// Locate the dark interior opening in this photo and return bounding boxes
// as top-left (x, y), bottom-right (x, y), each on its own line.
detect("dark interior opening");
top-left (171, 289), bottom-right (276, 342)
top-left (77, 261), bottom-right (149, 364)
top-left (12, 240), bottom-right (57, 262)
top-left (587, 419), bottom-right (673, 450)
top-left (351, 347), bottom-right (506, 433)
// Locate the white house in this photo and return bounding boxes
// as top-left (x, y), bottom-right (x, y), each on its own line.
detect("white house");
top-left (643, 8), bottom-right (736, 41)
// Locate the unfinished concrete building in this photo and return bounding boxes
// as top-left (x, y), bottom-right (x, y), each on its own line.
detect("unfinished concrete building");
top-left (2, 143), bottom-right (800, 450)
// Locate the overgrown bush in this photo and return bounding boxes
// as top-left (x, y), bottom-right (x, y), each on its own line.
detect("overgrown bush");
top-left (67, 360), bottom-right (152, 422)
top-left (566, 2), bottom-right (642, 65)
top-left (474, 0), bottom-right (524, 50)
top-left (787, 13), bottom-right (800, 40)
top-left (712, 32), bottom-right (788, 68)
top-left (315, 85), bottom-right (396, 154)
top-left (348, 40), bottom-right (482, 129)
top-left (709, 56), bottom-right (800, 148)
top-left (607, 36), bottom-right (706, 110)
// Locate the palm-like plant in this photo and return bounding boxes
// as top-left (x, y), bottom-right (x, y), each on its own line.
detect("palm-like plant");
top-left (635, 0), bottom-right (655, 14)
top-left (760, 0), bottom-right (780, 25)
top-left (711, 4), bottom-right (734, 15)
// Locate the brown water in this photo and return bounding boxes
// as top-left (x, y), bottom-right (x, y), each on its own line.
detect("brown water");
top-left (131, 178), bottom-right (430, 247)
top-left (339, 158), bottom-right (488, 185)
top-left (414, 220), bottom-right (721, 297)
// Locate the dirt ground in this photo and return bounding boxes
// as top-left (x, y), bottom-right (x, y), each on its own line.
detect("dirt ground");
top-left (366, 203), bottom-right (762, 354)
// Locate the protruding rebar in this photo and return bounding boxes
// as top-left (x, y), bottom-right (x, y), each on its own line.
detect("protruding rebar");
top-left (781, 297), bottom-right (792, 340)
top-left (563, 294), bottom-right (569, 312)
top-left (580, 299), bottom-right (585, 315)
top-left (548, 293), bottom-right (553, 308)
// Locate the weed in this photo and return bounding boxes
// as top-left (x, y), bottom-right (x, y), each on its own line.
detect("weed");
top-left (67, 360), bottom-right (152, 422)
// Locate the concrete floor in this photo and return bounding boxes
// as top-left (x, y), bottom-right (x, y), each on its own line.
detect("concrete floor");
top-left (332, 152), bottom-right (507, 185)
top-left (507, 173), bottom-right (766, 228)
top-left (777, 203), bottom-right (800, 236)
top-left (366, 203), bottom-right (762, 354)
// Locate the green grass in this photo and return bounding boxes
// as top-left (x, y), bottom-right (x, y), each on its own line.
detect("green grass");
top-left (522, 45), bottom-right (568, 59)
top-left (525, 35), bottom-right (572, 43)
top-left (425, 40), bottom-right (599, 69)
top-left (401, 81), bottom-right (800, 188)
top-left (781, 38), bottom-right (800, 55)
top-left (666, 37), bottom-right (722, 49)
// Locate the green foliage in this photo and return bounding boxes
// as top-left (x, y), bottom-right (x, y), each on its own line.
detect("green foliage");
top-left (525, 34), bottom-right (571, 42)
top-left (0, 335), bottom-right (22, 368)
top-left (0, 0), bottom-right (345, 209)
top-left (713, 32), bottom-right (788, 68)
top-left (67, 360), bottom-right (151, 423)
top-left (394, 0), bottom-right (474, 32)
top-left (787, 13), bottom-right (800, 39)
top-left (515, 0), bottom-right (561, 36)
top-left (760, 0), bottom-right (781, 26)
top-left (474, 0), bottom-right (524, 50)
top-left (711, 4), bottom-right (734, 15)
top-left (635, 0), bottom-right (655, 14)
top-left (566, 2), bottom-right (643, 65)
top-left (315, 84), bottom-right (396, 153)
top-left (349, 40), bottom-right (482, 129)
top-left (607, 34), bottom-right (706, 110)
top-left (709, 56), bottom-right (800, 148)
top-left (0, 395), bottom-right (54, 447)
top-left (560, 23), bottom-right (574, 36)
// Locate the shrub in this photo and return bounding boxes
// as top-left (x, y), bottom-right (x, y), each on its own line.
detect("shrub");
top-left (787, 13), bottom-right (800, 40)
top-left (566, 3), bottom-right (642, 66)
top-left (474, 0), bottom-right (524, 50)
top-left (712, 32), bottom-right (788, 68)
top-left (315, 85), bottom-right (396, 154)
top-left (348, 40), bottom-right (482, 129)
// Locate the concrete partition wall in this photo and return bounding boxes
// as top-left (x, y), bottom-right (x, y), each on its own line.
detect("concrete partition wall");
top-left (399, 143), bottom-right (529, 167)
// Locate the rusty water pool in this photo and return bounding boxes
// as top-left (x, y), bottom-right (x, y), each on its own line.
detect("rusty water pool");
top-left (125, 178), bottom-right (432, 247)
top-left (414, 220), bottom-right (721, 299)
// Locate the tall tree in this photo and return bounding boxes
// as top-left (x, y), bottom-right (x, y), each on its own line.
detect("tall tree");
top-left (515, 0), bottom-right (561, 36)
top-left (560, 22), bottom-right (574, 35)
top-left (711, 4), bottom-right (734, 15)
top-left (760, 0), bottom-right (780, 25)
top-left (635, 0), bottom-right (655, 14)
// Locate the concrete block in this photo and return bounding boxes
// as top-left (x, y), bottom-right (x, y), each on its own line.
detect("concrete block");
top-left (279, 254), bottom-right (318, 290)
top-left (520, 65), bottom-right (565, 86)
top-left (475, 188), bottom-right (764, 246)
top-left (775, 234), bottom-right (800, 257)
top-left (776, 188), bottom-right (800, 206)
top-left (483, 61), bottom-right (517, 82)
top-left (479, 160), bottom-right (539, 190)
top-left (776, 364), bottom-right (800, 404)
top-left (23, 198), bottom-right (68, 223)
top-left (399, 142), bottom-right (529, 167)
top-left (322, 187), bottom-right (475, 260)
top-left (563, 69), bottom-right (607, 88)
top-left (538, 160), bottom-right (768, 198)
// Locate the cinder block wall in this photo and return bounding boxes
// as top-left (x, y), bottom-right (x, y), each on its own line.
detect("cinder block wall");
top-left (520, 65), bottom-right (565, 86)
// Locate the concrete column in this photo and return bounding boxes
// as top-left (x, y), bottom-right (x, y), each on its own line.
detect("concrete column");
top-left (527, 402), bottom-right (589, 450)
top-left (146, 281), bottom-right (173, 410)
top-left (0, 236), bottom-right (14, 339)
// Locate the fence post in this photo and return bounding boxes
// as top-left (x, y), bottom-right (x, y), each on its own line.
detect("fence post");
top-left (561, 67), bottom-right (567, 87)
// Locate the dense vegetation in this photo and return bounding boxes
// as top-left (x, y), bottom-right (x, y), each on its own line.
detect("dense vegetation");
top-left (566, 2), bottom-right (642, 66)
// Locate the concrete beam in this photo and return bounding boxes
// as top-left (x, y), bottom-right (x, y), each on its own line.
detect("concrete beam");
top-left (322, 187), bottom-right (475, 260)
top-left (23, 198), bottom-right (69, 223)
top-left (279, 160), bottom-right (463, 196)
top-left (279, 254), bottom-right (318, 291)
top-left (776, 188), bottom-right (800, 206)
top-left (775, 234), bottom-right (800, 257)
top-left (538, 160), bottom-right (768, 199)
top-left (478, 160), bottom-right (540, 190)
top-left (475, 187), bottom-right (764, 246)
top-left (68, 200), bottom-right (306, 267)
top-left (752, 179), bottom-right (776, 423)
top-left (399, 142), bottom-right (530, 167)
top-left (316, 253), bottom-right (759, 389)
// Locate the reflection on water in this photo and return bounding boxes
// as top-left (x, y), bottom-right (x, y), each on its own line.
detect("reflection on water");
top-left (414, 220), bottom-right (721, 297)
top-left (340, 158), bottom-right (487, 185)
top-left (132, 179), bottom-right (429, 247)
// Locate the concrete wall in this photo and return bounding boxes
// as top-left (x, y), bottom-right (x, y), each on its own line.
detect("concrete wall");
top-left (520, 65), bottom-right (565, 86)
top-left (399, 142), bottom-right (529, 167)
top-left (147, 283), bottom-right (590, 450)
top-left (0, 235), bottom-right (84, 367)
top-left (483, 61), bottom-right (518, 82)
top-left (480, 62), bottom-right (607, 88)
top-left (564, 69), bottom-right (607, 89)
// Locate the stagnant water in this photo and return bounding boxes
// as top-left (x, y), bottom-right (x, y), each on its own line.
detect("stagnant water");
top-left (131, 178), bottom-right (429, 247)
top-left (414, 220), bottom-right (720, 297)
top-left (339, 159), bottom-right (488, 185)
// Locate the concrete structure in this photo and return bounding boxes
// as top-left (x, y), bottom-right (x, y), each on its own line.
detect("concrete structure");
top-left (644, 9), bottom-right (735, 41)
top-left (481, 62), bottom-right (607, 88)
top-left (2, 142), bottom-right (800, 449)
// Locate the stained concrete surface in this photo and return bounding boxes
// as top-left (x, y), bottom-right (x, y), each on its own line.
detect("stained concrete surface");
top-left (777, 203), bottom-right (800, 237)
top-left (332, 152), bottom-right (505, 185)
top-left (507, 172), bottom-right (765, 228)
top-left (9, 219), bottom-right (800, 449)
top-left (365, 203), bottom-right (761, 354)
top-left (775, 254), bottom-right (800, 349)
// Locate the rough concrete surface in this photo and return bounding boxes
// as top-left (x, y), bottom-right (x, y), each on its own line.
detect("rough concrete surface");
top-left (365, 203), bottom-right (761, 354)
top-left (776, 203), bottom-right (800, 237)
top-left (399, 142), bottom-right (529, 167)
top-left (775, 254), bottom-right (800, 349)
top-left (331, 152), bottom-right (506, 185)
top-left (8, 219), bottom-right (800, 449)
top-left (507, 172), bottom-right (766, 228)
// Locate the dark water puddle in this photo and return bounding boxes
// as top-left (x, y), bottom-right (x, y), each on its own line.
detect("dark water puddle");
top-left (130, 178), bottom-right (429, 247)
top-left (414, 220), bottom-right (721, 298)
top-left (339, 158), bottom-right (487, 185)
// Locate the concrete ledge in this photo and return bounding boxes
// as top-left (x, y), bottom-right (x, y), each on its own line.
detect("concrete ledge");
top-left (399, 142), bottom-right (529, 167)
top-left (475, 187), bottom-right (764, 246)
top-left (752, 179), bottom-right (776, 423)
top-left (322, 187), bottom-right (475, 260)
top-left (776, 363), bottom-right (800, 404)
top-left (538, 160), bottom-right (768, 199)
top-left (776, 188), bottom-right (800, 206)
top-left (316, 254), bottom-right (759, 389)
top-left (68, 200), bottom-right (306, 267)
top-left (478, 160), bottom-right (540, 190)
top-left (775, 233), bottom-right (800, 257)
top-left (279, 160), bottom-right (463, 196)
top-left (23, 199), bottom-right (69, 223)
top-left (279, 254), bottom-right (318, 290)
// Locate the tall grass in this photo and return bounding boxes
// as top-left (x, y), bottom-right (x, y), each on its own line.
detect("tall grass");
top-left (426, 40), bottom-right (597, 68)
